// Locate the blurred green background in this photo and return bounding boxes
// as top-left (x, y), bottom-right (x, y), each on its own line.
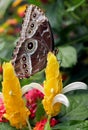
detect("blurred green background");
top-left (0, 0), bottom-right (88, 86)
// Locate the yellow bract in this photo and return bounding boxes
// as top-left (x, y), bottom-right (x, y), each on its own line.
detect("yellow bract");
top-left (17, 4), bottom-right (27, 16)
top-left (2, 62), bottom-right (30, 129)
top-left (12, 0), bottom-right (22, 7)
top-left (42, 52), bottom-right (63, 116)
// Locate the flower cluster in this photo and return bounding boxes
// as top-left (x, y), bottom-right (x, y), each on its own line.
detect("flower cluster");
top-left (33, 118), bottom-right (58, 130)
top-left (0, 97), bottom-right (7, 122)
top-left (0, 52), bottom-right (87, 130)
top-left (0, 0), bottom-right (26, 35)
top-left (25, 88), bottom-right (44, 118)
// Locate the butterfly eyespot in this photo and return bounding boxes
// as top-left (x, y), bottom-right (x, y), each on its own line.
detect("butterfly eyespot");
top-left (28, 42), bottom-right (33, 50)
top-left (33, 13), bottom-right (36, 18)
top-left (28, 30), bottom-right (31, 33)
top-left (25, 39), bottom-right (38, 55)
top-left (23, 64), bottom-right (27, 68)
top-left (22, 56), bottom-right (26, 61)
top-left (27, 21), bottom-right (37, 36)
top-left (30, 23), bottom-right (34, 28)
top-left (25, 70), bottom-right (28, 73)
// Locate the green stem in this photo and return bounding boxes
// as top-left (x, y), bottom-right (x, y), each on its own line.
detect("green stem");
top-left (26, 119), bottom-right (32, 130)
top-left (48, 115), bottom-right (51, 123)
top-left (66, 0), bottom-right (85, 12)
top-left (44, 116), bottom-right (51, 130)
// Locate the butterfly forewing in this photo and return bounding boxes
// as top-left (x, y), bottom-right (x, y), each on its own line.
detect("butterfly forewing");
top-left (12, 4), bottom-right (54, 78)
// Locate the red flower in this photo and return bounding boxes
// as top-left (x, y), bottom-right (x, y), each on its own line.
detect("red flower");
top-left (33, 119), bottom-right (47, 130)
top-left (6, 19), bottom-right (18, 26)
top-left (0, 66), bottom-right (3, 74)
top-left (50, 117), bottom-right (58, 127)
top-left (0, 98), bottom-right (7, 122)
top-left (33, 118), bottom-right (58, 130)
top-left (62, 72), bottom-right (68, 81)
top-left (25, 88), bottom-right (44, 118)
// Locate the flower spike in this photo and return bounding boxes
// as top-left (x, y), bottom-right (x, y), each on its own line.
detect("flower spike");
top-left (2, 62), bottom-right (30, 129)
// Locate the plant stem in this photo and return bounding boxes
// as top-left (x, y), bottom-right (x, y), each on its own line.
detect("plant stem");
top-left (26, 119), bottom-right (32, 130)
top-left (48, 115), bottom-right (51, 123)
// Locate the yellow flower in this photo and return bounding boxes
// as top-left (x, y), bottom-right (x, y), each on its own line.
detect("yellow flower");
top-left (2, 62), bottom-right (30, 129)
top-left (42, 52), bottom-right (63, 116)
top-left (17, 5), bottom-right (27, 17)
top-left (21, 52), bottom-right (87, 118)
top-left (0, 27), bottom-right (4, 33)
top-left (12, 0), bottom-right (22, 7)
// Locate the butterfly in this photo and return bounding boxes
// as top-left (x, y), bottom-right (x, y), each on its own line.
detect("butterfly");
top-left (12, 4), bottom-right (54, 78)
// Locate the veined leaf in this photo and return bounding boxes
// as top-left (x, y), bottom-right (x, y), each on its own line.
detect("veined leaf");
top-left (0, 122), bottom-right (29, 130)
top-left (57, 46), bottom-right (77, 68)
top-left (53, 120), bottom-right (88, 130)
top-left (59, 91), bottom-right (88, 121)
top-left (0, 123), bottom-right (16, 130)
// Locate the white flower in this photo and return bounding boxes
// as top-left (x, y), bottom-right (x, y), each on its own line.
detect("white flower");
top-left (22, 82), bottom-right (87, 108)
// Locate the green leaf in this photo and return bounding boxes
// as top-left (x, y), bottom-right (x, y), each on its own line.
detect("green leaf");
top-left (59, 91), bottom-right (88, 122)
top-left (0, 57), bottom-right (8, 64)
top-left (0, 36), bottom-right (15, 60)
top-left (36, 102), bottom-right (45, 121)
top-left (20, 69), bottom-right (45, 86)
top-left (0, 122), bottom-right (29, 130)
top-left (44, 0), bottom-right (64, 29)
top-left (57, 46), bottom-right (77, 68)
top-left (0, 0), bottom-right (12, 18)
top-left (53, 120), bottom-right (88, 130)
top-left (0, 123), bottom-right (16, 130)
top-left (44, 120), bottom-right (51, 130)
top-left (52, 91), bottom-right (88, 130)
top-left (27, 0), bottom-right (41, 6)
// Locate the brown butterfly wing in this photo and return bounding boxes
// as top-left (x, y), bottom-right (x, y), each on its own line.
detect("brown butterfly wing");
top-left (12, 5), bottom-right (54, 78)
top-left (31, 20), bottom-right (54, 75)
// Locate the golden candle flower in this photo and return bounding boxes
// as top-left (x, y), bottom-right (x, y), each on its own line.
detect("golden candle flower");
top-left (42, 52), bottom-right (63, 116)
top-left (2, 62), bottom-right (30, 129)
top-left (21, 52), bottom-right (87, 118)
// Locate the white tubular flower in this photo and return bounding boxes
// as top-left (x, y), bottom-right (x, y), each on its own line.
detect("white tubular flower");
top-left (22, 82), bottom-right (87, 104)
top-left (62, 82), bottom-right (87, 94)
top-left (22, 83), bottom-right (44, 95)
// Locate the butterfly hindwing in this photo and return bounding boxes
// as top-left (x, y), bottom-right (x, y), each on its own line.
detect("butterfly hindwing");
top-left (12, 4), bottom-right (54, 78)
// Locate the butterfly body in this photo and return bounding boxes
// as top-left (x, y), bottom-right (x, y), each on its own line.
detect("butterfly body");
top-left (12, 4), bottom-right (54, 78)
